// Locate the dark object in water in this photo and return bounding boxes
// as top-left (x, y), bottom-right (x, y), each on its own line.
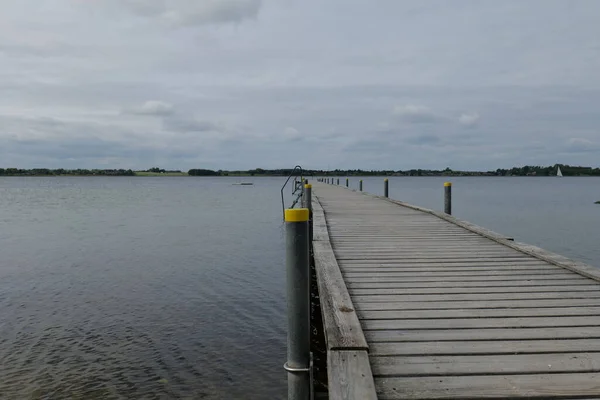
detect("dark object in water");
top-left (233, 182), bottom-right (254, 186)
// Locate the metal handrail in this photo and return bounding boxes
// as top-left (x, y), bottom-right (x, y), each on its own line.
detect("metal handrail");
top-left (280, 165), bottom-right (303, 219)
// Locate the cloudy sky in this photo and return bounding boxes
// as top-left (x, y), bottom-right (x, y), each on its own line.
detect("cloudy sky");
top-left (1, 0), bottom-right (600, 170)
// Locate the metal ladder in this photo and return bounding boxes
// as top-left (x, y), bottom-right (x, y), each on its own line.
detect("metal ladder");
top-left (280, 165), bottom-right (304, 219)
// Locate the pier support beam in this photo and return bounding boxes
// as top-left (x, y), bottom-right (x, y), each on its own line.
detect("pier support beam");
top-left (284, 209), bottom-right (311, 400)
top-left (384, 178), bottom-right (389, 198)
top-left (359, 180), bottom-right (363, 191)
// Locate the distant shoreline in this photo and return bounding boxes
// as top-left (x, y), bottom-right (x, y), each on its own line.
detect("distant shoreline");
top-left (1, 164), bottom-right (599, 177)
top-left (2, 174), bottom-right (600, 178)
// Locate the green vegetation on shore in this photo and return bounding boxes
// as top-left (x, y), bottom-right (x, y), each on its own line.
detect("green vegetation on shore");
top-left (135, 171), bottom-right (188, 177)
top-left (186, 164), bottom-right (600, 177)
top-left (0, 168), bottom-right (135, 176)
top-left (2, 164), bottom-right (600, 177)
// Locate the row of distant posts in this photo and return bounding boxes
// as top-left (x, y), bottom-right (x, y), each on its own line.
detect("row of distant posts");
top-left (315, 177), bottom-right (453, 215)
top-left (284, 177), bottom-right (452, 399)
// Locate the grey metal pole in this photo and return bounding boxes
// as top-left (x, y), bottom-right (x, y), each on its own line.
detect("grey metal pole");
top-left (305, 184), bottom-right (313, 248)
top-left (284, 209), bottom-right (311, 400)
top-left (384, 178), bottom-right (389, 197)
top-left (359, 180), bottom-right (363, 191)
top-left (444, 182), bottom-right (452, 215)
top-left (345, 178), bottom-right (348, 187)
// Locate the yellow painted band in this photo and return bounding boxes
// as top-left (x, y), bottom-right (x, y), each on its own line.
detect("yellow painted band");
top-left (285, 208), bottom-right (309, 222)
top-left (444, 182), bottom-right (452, 187)
top-left (304, 184), bottom-right (312, 189)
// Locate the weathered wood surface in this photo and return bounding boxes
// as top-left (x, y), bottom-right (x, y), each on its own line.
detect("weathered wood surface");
top-left (313, 182), bottom-right (600, 399)
top-left (328, 350), bottom-right (377, 400)
top-left (313, 241), bottom-right (368, 351)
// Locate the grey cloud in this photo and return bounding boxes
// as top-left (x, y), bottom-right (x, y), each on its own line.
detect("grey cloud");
top-left (1, 1), bottom-right (600, 170)
top-left (459, 113), bottom-right (480, 128)
top-left (162, 116), bottom-right (219, 133)
top-left (563, 138), bottom-right (600, 153)
top-left (281, 127), bottom-right (302, 141)
top-left (392, 105), bottom-right (440, 123)
top-left (405, 135), bottom-right (441, 145)
top-left (125, 101), bottom-right (175, 116)
top-left (120, 0), bottom-right (261, 26)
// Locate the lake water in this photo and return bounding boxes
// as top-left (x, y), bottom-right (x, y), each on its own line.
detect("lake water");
top-left (0, 176), bottom-right (599, 399)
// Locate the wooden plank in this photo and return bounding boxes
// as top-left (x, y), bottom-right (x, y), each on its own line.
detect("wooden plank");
top-left (340, 260), bottom-right (548, 266)
top-left (347, 279), bottom-right (592, 289)
top-left (381, 196), bottom-right (600, 284)
top-left (337, 253), bottom-right (526, 259)
top-left (351, 291), bottom-right (600, 303)
top-left (365, 326), bottom-right (600, 342)
top-left (358, 306), bottom-right (600, 320)
top-left (313, 221), bottom-right (330, 242)
top-left (371, 352), bottom-right (600, 376)
top-left (370, 339), bottom-right (600, 356)
top-left (340, 257), bottom-right (535, 264)
top-left (374, 373), bottom-right (600, 399)
top-left (313, 239), bottom-right (368, 350)
top-left (344, 271), bottom-right (572, 279)
top-left (350, 285), bottom-right (600, 295)
top-left (327, 350), bottom-right (377, 400)
top-left (362, 316), bottom-right (600, 330)
top-left (356, 298), bottom-right (600, 311)
top-left (340, 264), bottom-right (556, 271)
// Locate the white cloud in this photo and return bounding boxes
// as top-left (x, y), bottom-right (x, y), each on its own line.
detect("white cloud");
top-left (126, 101), bottom-right (174, 116)
top-left (392, 105), bottom-right (439, 123)
top-left (459, 112), bottom-right (480, 127)
top-left (283, 127), bottom-right (302, 141)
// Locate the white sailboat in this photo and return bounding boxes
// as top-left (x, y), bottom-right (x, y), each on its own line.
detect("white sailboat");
top-left (557, 166), bottom-right (563, 177)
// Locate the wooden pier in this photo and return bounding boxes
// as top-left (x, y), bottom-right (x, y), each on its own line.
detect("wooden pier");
top-left (311, 181), bottom-right (600, 399)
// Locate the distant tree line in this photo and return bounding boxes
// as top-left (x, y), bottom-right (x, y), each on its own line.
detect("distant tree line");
top-left (146, 167), bottom-right (182, 173)
top-left (185, 165), bottom-right (600, 177)
top-left (493, 165), bottom-right (600, 176)
top-left (188, 169), bottom-right (219, 176)
top-left (3, 164), bottom-right (598, 177)
top-left (0, 168), bottom-right (135, 176)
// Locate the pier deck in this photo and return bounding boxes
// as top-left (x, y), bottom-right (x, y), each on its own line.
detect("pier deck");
top-left (311, 182), bottom-right (600, 399)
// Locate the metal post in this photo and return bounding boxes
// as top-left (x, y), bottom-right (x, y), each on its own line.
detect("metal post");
top-left (359, 180), bottom-right (363, 191)
top-left (305, 184), bottom-right (313, 249)
top-left (284, 209), bottom-right (311, 400)
top-left (345, 178), bottom-right (348, 187)
top-left (384, 178), bottom-right (389, 197)
top-left (337, 178), bottom-right (339, 185)
top-left (444, 182), bottom-right (452, 215)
